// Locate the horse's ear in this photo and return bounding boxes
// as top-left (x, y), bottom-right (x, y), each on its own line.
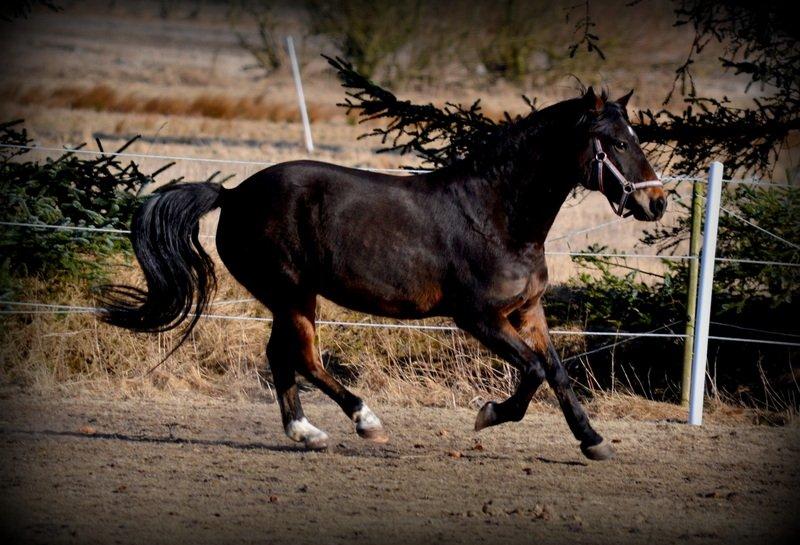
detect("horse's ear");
top-left (583, 86), bottom-right (604, 113)
top-left (616, 89), bottom-right (634, 108)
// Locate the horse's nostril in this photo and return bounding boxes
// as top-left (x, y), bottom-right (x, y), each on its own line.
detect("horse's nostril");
top-left (650, 197), bottom-right (666, 217)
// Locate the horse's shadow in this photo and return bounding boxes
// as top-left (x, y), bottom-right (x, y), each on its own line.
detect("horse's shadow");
top-left (1, 429), bottom-right (596, 465)
top-left (0, 427), bottom-right (307, 453)
top-left (0, 427), bottom-right (407, 458)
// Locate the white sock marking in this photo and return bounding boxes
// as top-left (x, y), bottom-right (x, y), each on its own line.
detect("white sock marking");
top-left (353, 404), bottom-right (382, 431)
top-left (286, 417), bottom-right (329, 444)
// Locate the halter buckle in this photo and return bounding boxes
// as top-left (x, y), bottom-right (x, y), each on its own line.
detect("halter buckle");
top-left (590, 137), bottom-right (656, 217)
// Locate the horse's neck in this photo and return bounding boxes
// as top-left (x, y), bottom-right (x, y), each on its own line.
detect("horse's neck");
top-left (498, 133), bottom-right (580, 246)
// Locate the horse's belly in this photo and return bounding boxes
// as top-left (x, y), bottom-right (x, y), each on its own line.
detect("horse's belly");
top-left (318, 276), bottom-right (445, 320)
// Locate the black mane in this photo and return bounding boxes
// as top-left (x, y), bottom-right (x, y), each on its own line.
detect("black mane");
top-left (460, 97), bottom-right (587, 183)
top-left (458, 93), bottom-right (636, 186)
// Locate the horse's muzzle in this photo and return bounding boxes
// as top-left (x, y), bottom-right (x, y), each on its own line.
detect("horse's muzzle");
top-left (650, 195), bottom-right (667, 220)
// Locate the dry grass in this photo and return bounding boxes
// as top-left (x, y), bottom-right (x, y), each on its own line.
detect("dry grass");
top-left (2, 84), bottom-right (340, 124)
top-left (1, 260), bottom-right (784, 427)
top-left (0, 264), bottom-right (523, 407)
top-left (0, 253), bottom-right (580, 411)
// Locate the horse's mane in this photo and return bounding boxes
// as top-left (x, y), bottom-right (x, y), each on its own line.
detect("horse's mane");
top-left (459, 97), bottom-right (581, 181)
top-left (458, 91), bottom-right (626, 183)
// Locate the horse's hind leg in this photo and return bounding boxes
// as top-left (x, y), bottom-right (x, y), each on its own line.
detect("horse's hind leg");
top-left (287, 298), bottom-right (389, 443)
top-left (267, 316), bottom-right (330, 450)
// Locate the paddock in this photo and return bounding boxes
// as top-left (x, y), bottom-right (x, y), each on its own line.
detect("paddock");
top-left (2, 4), bottom-right (799, 544)
top-left (1, 395), bottom-right (797, 544)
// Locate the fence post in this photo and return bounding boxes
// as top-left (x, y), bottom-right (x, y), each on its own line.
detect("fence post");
top-left (680, 179), bottom-right (703, 406)
top-left (286, 36), bottom-right (314, 154)
top-left (688, 162), bottom-right (724, 426)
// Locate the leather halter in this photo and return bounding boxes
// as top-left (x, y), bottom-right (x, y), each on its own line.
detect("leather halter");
top-left (591, 138), bottom-right (663, 216)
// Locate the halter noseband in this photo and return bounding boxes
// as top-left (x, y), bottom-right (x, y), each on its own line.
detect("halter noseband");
top-left (591, 138), bottom-right (663, 217)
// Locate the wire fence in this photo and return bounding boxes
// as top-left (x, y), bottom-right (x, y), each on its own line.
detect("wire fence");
top-left (2, 142), bottom-right (799, 187)
top-left (3, 301), bottom-right (800, 348)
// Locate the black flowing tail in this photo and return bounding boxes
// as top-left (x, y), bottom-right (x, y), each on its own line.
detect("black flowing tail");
top-left (99, 182), bottom-right (223, 354)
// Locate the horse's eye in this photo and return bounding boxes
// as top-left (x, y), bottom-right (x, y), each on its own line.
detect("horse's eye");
top-left (613, 140), bottom-right (628, 152)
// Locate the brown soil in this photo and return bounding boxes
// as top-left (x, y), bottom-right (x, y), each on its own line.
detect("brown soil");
top-left (1, 394), bottom-right (797, 545)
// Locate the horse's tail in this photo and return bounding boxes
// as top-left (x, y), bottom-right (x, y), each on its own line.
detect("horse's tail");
top-left (98, 182), bottom-right (223, 353)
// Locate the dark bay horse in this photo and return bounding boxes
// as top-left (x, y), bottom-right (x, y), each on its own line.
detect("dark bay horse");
top-left (101, 88), bottom-right (666, 460)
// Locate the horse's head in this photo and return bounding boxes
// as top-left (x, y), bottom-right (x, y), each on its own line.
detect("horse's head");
top-left (578, 87), bottom-right (666, 221)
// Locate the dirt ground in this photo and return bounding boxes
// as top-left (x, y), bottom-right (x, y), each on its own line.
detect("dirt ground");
top-left (0, 393), bottom-right (797, 545)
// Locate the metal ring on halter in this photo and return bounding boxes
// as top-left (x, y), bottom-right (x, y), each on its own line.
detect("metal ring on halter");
top-left (591, 137), bottom-right (662, 217)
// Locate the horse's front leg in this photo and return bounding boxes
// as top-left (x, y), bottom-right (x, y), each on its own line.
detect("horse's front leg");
top-left (541, 339), bottom-right (614, 460)
top-left (474, 302), bottom-right (548, 430)
top-left (461, 310), bottom-right (614, 461)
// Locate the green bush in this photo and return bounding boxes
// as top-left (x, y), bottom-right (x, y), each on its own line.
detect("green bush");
top-left (643, 185), bottom-right (799, 310)
top-left (548, 185), bottom-right (799, 407)
top-left (0, 120), bottom-right (204, 293)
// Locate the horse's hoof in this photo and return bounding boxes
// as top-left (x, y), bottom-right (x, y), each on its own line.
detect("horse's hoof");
top-left (353, 404), bottom-right (389, 443)
top-left (286, 418), bottom-right (329, 451)
top-left (304, 434), bottom-right (330, 451)
top-left (474, 402), bottom-right (497, 432)
top-left (357, 426), bottom-right (390, 444)
top-left (580, 439), bottom-right (615, 461)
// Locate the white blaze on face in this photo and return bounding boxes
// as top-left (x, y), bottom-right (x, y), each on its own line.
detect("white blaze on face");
top-left (286, 417), bottom-right (329, 443)
top-left (353, 404), bottom-right (382, 431)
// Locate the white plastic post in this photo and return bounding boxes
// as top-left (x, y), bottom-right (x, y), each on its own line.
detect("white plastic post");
top-left (286, 36), bottom-right (314, 154)
top-left (688, 161), bottom-right (724, 425)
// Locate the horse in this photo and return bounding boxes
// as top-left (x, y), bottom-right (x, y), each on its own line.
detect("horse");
top-left (100, 87), bottom-right (666, 460)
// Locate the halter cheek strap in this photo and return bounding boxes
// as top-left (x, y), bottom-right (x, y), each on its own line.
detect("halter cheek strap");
top-left (592, 138), bottom-right (662, 217)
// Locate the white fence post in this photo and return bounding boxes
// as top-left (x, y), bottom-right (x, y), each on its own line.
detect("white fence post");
top-left (688, 161), bottom-right (724, 425)
top-left (286, 35), bottom-right (314, 154)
